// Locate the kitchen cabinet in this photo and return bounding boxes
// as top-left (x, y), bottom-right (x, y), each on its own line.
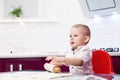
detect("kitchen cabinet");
top-left (0, 56), bottom-right (119, 73)
top-left (0, 57), bottom-right (46, 72)
top-left (111, 56), bottom-right (120, 74)
top-left (0, 57), bottom-right (69, 72)
top-left (0, 0), bottom-right (57, 22)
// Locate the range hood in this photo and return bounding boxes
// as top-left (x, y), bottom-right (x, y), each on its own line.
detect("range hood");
top-left (79, 0), bottom-right (120, 18)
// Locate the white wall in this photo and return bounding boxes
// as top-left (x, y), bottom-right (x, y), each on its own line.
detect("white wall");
top-left (0, 0), bottom-right (120, 54)
top-left (89, 15), bottom-right (120, 50)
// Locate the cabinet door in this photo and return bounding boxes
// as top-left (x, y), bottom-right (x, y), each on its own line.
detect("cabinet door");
top-left (0, 59), bottom-right (6, 72)
top-left (16, 57), bottom-right (69, 72)
top-left (0, 58), bottom-right (18, 72)
top-left (112, 56), bottom-right (120, 74)
top-left (0, 57), bottom-right (48, 72)
top-left (19, 57), bottom-right (47, 71)
top-left (61, 65), bottom-right (69, 72)
top-left (0, 57), bottom-right (69, 72)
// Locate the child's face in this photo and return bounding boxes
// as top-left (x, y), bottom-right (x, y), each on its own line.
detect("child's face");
top-left (69, 27), bottom-right (89, 49)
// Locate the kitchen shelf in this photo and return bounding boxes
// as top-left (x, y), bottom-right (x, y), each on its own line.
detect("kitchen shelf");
top-left (0, 19), bottom-right (58, 23)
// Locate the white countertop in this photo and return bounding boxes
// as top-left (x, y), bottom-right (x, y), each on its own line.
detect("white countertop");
top-left (108, 52), bottom-right (120, 56)
top-left (0, 52), bottom-right (65, 58)
top-left (0, 52), bottom-right (119, 58)
top-left (0, 71), bottom-right (108, 80)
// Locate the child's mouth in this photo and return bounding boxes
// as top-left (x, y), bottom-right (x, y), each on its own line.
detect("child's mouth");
top-left (71, 42), bottom-right (74, 44)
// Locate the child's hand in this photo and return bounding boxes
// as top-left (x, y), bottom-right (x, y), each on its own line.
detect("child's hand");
top-left (45, 56), bottom-right (65, 66)
top-left (50, 61), bottom-right (63, 66)
top-left (45, 56), bottom-right (55, 61)
top-left (46, 56), bottom-right (64, 62)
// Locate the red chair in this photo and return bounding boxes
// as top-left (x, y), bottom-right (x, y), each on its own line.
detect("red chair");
top-left (92, 50), bottom-right (114, 74)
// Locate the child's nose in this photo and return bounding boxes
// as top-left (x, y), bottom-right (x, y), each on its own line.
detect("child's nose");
top-left (70, 37), bottom-right (73, 40)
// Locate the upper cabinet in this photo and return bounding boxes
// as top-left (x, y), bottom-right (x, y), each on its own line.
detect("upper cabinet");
top-left (0, 0), bottom-right (57, 22)
top-left (3, 0), bottom-right (39, 19)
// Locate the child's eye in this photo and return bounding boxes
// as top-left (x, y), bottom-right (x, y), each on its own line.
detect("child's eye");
top-left (69, 35), bottom-right (72, 38)
top-left (74, 35), bottom-right (78, 37)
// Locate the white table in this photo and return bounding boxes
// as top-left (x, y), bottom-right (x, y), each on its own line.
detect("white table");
top-left (0, 71), bottom-right (116, 80)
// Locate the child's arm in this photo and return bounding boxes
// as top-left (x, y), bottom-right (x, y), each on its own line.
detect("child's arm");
top-left (62, 57), bottom-right (83, 66)
top-left (45, 56), bottom-right (83, 66)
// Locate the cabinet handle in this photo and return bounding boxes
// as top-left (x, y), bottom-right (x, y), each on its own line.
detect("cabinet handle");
top-left (10, 64), bottom-right (13, 72)
top-left (19, 64), bottom-right (22, 71)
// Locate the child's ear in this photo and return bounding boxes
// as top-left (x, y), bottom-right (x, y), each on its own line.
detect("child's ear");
top-left (84, 36), bottom-right (90, 43)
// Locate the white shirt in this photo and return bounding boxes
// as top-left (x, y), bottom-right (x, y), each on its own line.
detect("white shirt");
top-left (65, 46), bottom-right (93, 74)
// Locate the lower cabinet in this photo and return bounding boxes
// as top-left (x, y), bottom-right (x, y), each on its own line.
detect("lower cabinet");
top-left (0, 56), bottom-right (120, 73)
top-left (111, 56), bottom-right (120, 74)
top-left (1, 56), bottom-right (120, 73)
top-left (0, 57), bottom-right (46, 72)
top-left (0, 57), bottom-right (69, 72)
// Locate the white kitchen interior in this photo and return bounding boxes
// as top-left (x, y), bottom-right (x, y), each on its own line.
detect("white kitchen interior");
top-left (0, 0), bottom-right (120, 56)
top-left (0, 0), bottom-right (120, 79)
